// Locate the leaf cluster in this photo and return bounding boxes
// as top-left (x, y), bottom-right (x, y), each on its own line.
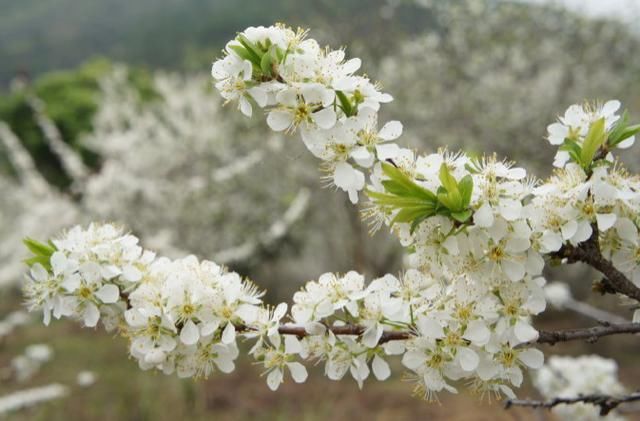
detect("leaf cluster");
top-left (229, 35), bottom-right (286, 80)
top-left (23, 237), bottom-right (56, 270)
top-left (367, 162), bottom-right (474, 233)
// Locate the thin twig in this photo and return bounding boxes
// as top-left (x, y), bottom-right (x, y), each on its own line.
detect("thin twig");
top-left (534, 322), bottom-right (640, 346)
top-left (505, 391), bottom-right (640, 416)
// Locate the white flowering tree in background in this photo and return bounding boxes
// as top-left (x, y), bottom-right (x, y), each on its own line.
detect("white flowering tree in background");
top-left (0, 57), bottom-right (337, 417)
top-left (81, 66), bottom-right (313, 267)
top-left (379, 0), bottom-right (640, 174)
top-left (19, 24), bottom-right (640, 420)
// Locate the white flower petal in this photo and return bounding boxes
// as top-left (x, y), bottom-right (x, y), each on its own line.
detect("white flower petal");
top-left (514, 321), bottom-right (538, 343)
top-left (418, 317), bottom-right (444, 339)
top-left (596, 213), bottom-right (617, 231)
top-left (284, 335), bottom-right (302, 355)
top-left (458, 347), bottom-right (479, 371)
top-left (463, 320), bottom-right (490, 346)
top-left (83, 303), bottom-right (100, 328)
top-left (372, 355), bottom-right (391, 380)
top-left (267, 368), bottom-right (283, 391)
top-left (30, 264), bottom-right (49, 282)
top-left (518, 348), bottom-right (544, 369)
top-left (287, 362), bottom-right (308, 383)
top-left (474, 203), bottom-right (494, 228)
top-left (51, 252), bottom-right (67, 276)
top-left (378, 121), bottom-right (403, 140)
top-left (95, 284), bottom-right (120, 304)
top-left (313, 107), bottom-right (337, 130)
top-left (180, 320), bottom-right (200, 345)
top-left (266, 110), bottom-right (293, 132)
top-left (221, 322), bottom-right (236, 344)
top-left (502, 260), bottom-right (525, 282)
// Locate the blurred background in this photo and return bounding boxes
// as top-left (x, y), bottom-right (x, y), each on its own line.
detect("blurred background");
top-left (1, 0), bottom-right (640, 419)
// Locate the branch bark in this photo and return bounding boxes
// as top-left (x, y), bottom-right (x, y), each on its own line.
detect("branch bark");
top-left (505, 391), bottom-right (640, 416)
top-left (534, 322), bottom-right (640, 346)
top-left (553, 225), bottom-right (640, 302)
top-left (276, 324), bottom-right (412, 343)
top-left (274, 322), bottom-right (640, 346)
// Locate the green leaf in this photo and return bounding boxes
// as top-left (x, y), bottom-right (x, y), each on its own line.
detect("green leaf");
top-left (610, 124), bottom-right (640, 147)
top-left (366, 192), bottom-right (436, 208)
top-left (260, 49), bottom-right (273, 77)
top-left (381, 164), bottom-right (437, 202)
top-left (336, 91), bottom-right (353, 117)
top-left (458, 175), bottom-right (473, 208)
top-left (437, 190), bottom-right (457, 211)
top-left (451, 210), bottom-right (473, 223)
top-left (391, 206), bottom-right (436, 225)
top-left (23, 237), bottom-right (56, 257)
top-left (410, 214), bottom-right (431, 234)
top-left (236, 35), bottom-right (263, 66)
top-left (228, 45), bottom-right (257, 65)
top-left (437, 164), bottom-right (464, 211)
top-left (580, 117), bottom-right (607, 168)
top-left (24, 256), bottom-right (52, 269)
top-left (438, 164), bottom-right (458, 193)
top-left (607, 110), bottom-right (629, 145)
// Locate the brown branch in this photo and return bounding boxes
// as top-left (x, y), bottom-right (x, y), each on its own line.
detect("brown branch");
top-left (280, 321), bottom-right (640, 346)
top-left (553, 225), bottom-right (640, 303)
top-left (534, 322), bottom-right (640, 346)
top-left (505, 391), bottom-right (640, 416)
top-left (120, 288), bottom-right (639, 346)
top-left (275, 324), bottom-right (413, 344)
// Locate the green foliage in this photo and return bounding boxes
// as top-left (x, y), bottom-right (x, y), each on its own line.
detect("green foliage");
top-left (0, 58), bottom-right (158, 188)
top-left (608, 110), bottom-right (640, 148)
top-left (579, 117), bottom-right (607, 169)
top-left (23, 237), bottom-right (56, 269)
top-left (559, 112), bottom-right (640, 172)
top-left (559, 118), bottom-right (607, 171)
top-left (367, 162), bottom-right (474, 233)
top-left (231, 34), bottom-right (285, 80)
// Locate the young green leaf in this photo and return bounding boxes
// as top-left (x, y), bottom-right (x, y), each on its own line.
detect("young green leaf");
top-left (451, 210), bottom-right (473, 223)
top-left (438, 163), bottom-right (458, 193)
top-left (381, 164), bottom-right (437, 202)
top-left (580, 117), bottom-right (606, 168)
top-left (236, 35), bottom-right (264, 66)
top-left (260, 49), bottom-right (273, 77)
top-left (610, 124), bottom-right (640, 147)
top-left (336, 91), bottom-right (353, 117)
top-left (458, 175), bottom-right (474, 208)
top-left (23, 238), bottom-right (56, 258)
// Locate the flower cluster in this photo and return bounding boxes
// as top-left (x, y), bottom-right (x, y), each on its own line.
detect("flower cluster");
top-left (23, 224), bottom-right (155, 328)
top-left (534, 355), bottom-right (627, 421)
top-left (211, 24), bottom-right (400, 203)
top-left (124, 254), bottom-right (263, 377)
top-left (21, 23), bottom-right (640, 407)
top-left (546, 100), bottom-right (634, 168)
top-left (276, 269), bottom-right (545, 398)
top-left (22, 224), bottom-right (545, 398)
